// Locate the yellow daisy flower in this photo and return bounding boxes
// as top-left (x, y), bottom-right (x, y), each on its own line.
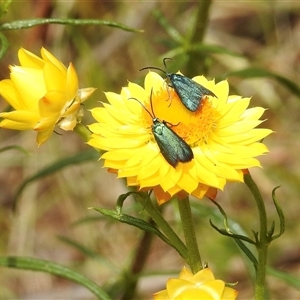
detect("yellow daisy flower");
top-left (0, 47), bottom-right (95, 146)
top-left (88, 71), bottom-right (272, 204)
top-left (153, 266), bottom-right (238, 300)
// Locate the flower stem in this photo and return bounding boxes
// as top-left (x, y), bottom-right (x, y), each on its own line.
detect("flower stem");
top-left (185, 0), bottom-right (213, 76)
top-left (74, 123), bottom-right (91, 142)
top-left (177, 197), bottom-right (202, 273)
top-left (244, 172), bottom-right (269, 300)
top-left (135, 194), bottom-right (188, 259)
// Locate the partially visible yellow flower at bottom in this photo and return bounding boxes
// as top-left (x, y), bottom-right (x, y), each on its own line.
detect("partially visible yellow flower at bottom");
top-left (0, 47), bottom-right (95, 146)
top-left (153, 267), bottom-right (238, 300)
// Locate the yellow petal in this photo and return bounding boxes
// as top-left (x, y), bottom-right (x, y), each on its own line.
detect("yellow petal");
top-left (192, 184), bottom-right (210, 199)
top-left (0, 79), bottom-right (24, 110)
top-left (18, 48), bottom-right (44, 68)
top-left (66, 63), bottom-right (79, 100)
top-left (41, 47), bottom-right (66, 74)
top-left (43, 61), bottom-right (66, 92)
top-left (153, 289), bottom-right (169, 300)
top-left (166, 279), bottom-right (195, 299)
top-left (10, 66), bottom-right (46, 108)
top-left (192, 268), bottom-right (215, 284)
top-left (39, 91), bottom-right (67, 117)
top-left (177, 164), bottom-right (199, 193)
top-left (36, 127), bottom-right (54, 146)
top-left (0, 111), bottom-right (39, 128)
top-left (179, 266), bottom-right (194, 280)
top-left (34, 114), bottom-right (59, 131)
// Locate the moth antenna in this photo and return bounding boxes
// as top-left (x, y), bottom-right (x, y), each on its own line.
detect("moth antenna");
top-left (163, 57), bottom-right (173, 70)
top-left (139, 66), bottom-right (165, 74)
top-left (149, 88), bottom-right (156, 118)
top-left (128, 95), bottom-right (154, 119)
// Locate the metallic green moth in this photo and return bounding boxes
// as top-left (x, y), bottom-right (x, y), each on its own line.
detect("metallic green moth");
top-left (140, 58), bottom-right (216, 112)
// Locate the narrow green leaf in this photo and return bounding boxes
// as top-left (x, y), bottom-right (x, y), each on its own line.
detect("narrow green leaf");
top-left (209, 199), bottom-right (256, 245)
top-left (13, 149), bottom-right (99, 208)
top-left (0, 145), bottom-right (29, 154)
top-left (116, 191), bottom-right (137, 214)
top-left (91, 207), bottom-right (176, 251)
top-left (0, 18), bottom-right (143, 33)
top-left (152, 10), bottom-right (184, 44)
top-left (209, 219), bottom-right (256, 245)
top-left (222, 67), bottom-right (300, 97)
top-left (0, 31), bottom-right (8, 59)
top-left (267, 221), bottom-right (276, 238)
top-left (0, 256), bottom-right (111, 300)
top-left (116, 191), bottom-right (150, 215)
top-left (232, 238), bottom-right (258, 270)
top-left (271, 186), bottom-right (285, 240)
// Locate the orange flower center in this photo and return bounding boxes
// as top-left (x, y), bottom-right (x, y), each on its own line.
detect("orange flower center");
top-left (142, 87), bottom-right (219, 146)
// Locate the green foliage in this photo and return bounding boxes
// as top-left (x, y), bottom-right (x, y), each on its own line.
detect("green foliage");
top-left (0, 256), bottom-right (111, 300)
top-left (223, 68), bottom-right (300, 98)
top-left (0, 18), bottom-right (143, 32)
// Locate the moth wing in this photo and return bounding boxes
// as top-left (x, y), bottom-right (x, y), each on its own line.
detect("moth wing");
top-left (173, 133), bottom-right (194, 163)
top-left (170, 126), bottom-right (194, 164)
top-left (170, 74), bottom-right (216, 112)
top-left (153, 125), bottom-right (179, 167)
top-left (153, 123), bottom-right (193, 167)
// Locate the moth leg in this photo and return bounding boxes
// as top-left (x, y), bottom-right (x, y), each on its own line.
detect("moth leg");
top-left (164, 120), bottom-right (180, 127)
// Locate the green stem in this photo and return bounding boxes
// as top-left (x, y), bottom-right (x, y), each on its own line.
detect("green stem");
top-left (74, 123), bottom-right (91, 142)
top-left (135, 194), bottom-right (188, 260)
top-left (185, 0), bottom-right (213, 76)
top-left (244, 173), bottom-right (269, 300)
top-left (177, 197), bottom-right (202, 273)
top-left (189, 0), bottom-right (212, 44)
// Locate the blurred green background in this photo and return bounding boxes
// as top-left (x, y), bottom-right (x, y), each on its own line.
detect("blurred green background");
top-left (0, 1), bottom-right (300, 299)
